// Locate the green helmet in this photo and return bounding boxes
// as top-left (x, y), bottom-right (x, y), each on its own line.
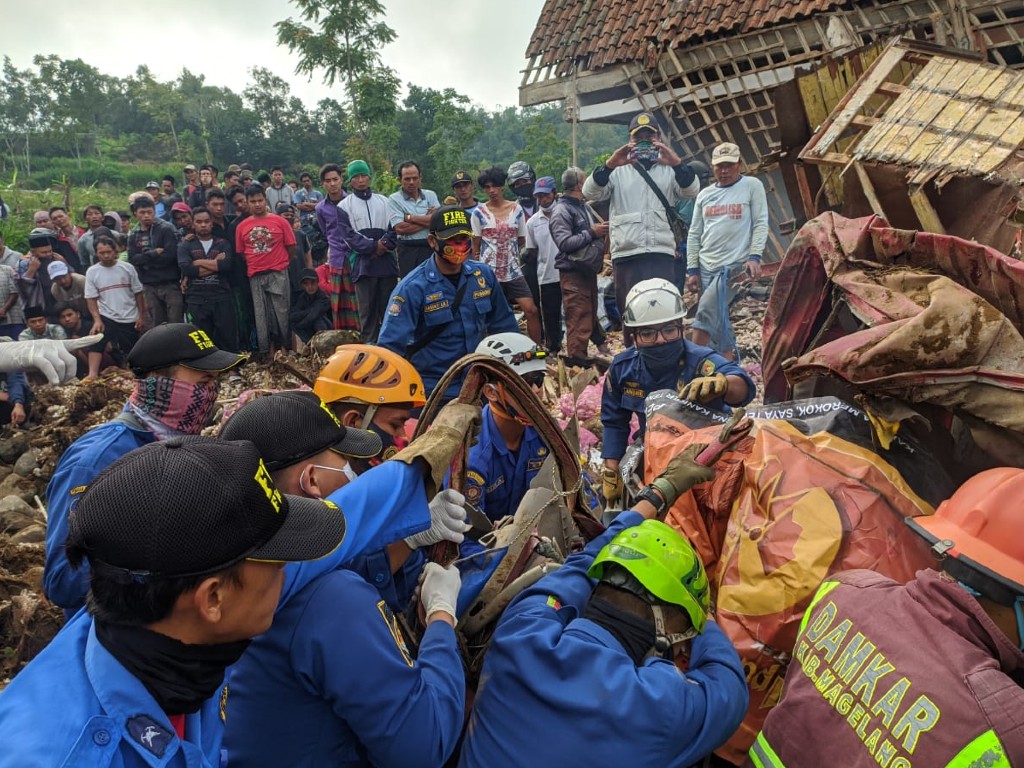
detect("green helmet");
top-left (588, 519), bottom-right (710, 634)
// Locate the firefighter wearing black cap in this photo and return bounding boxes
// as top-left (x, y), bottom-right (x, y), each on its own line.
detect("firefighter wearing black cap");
top-left (377, 205), bottom-right (519, 403)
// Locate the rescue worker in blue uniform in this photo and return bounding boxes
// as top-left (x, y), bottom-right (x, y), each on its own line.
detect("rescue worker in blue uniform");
top-left (312, 345), bottom-right (431, 610)
top-left (0, 434), bottom-right (443, 768)
top-left (377, 205), bottom-right (518, 402)
top-left (43, 323), bottom-right (245, 618)
top-left (601, 278), bottom-right (754, 504)
top-left (466, 332), bottom-right (550, 522)
top-left (219, 391), bottom-right (470, 768)
top-left (459, 444), bottom-right (749, 768)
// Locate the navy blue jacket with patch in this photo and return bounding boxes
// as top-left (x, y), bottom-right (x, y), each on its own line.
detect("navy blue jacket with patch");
top-left (600, 341), bottom-right (754, 461)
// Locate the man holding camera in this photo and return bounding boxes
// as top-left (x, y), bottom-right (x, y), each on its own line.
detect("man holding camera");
top-left (583, 112), bottom-right (700, 345)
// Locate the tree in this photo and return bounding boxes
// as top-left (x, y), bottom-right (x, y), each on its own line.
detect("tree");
top-left (427, 89), bottom-right (484, 186)
top-left (275, 0), bottom-right (396, 137)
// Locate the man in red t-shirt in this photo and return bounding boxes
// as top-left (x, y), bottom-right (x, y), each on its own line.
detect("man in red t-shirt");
top-left (235, 185), bottom-right (298, 355)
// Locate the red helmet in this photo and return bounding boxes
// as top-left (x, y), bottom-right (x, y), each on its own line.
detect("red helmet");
top-left (906, 468), bottom-right (1024, 596)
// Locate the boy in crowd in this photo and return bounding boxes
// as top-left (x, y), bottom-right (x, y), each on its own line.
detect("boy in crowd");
top-left (289, 268), bottom-right (331, 344)
top-left (84, 235), bottom-right (146, 378)
top-left (19, 306), bottom-right (67, 341)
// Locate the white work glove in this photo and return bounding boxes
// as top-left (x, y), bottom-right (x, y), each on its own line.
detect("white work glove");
top-left (0, 336), bottom-right (103, 385)
top-left (419, 562), bottom-right (461, 620)
top-left (404, 489), bottom-right (472, 549)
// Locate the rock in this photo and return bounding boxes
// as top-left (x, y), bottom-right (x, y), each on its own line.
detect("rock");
top-left (8, 524), bottom-right (45, 544)
top-left (0, 495), bottom-right (39, 534)
top-left (0, 472), bottom-right (40, 504)
top-left (0, 464), bottom-right (13, 483)
top-left (0, 432), bottom-right (30, 464)
top-left (13, 449), bottom-right (38, 478)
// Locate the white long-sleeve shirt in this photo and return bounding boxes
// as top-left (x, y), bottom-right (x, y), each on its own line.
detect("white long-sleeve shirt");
top-left (686, 175), bottom-right (768, 273)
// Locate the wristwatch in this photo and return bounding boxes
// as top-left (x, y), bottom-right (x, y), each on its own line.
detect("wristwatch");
top-left (635, 484), bottom-right (669, 517)
top-left (404, 213), bottom-right (412, 222)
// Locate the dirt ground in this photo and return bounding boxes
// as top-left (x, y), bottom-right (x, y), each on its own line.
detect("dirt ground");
top-left (0, 292), bottom-right (768, 686)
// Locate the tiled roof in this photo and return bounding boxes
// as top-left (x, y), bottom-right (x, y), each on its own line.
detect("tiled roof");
top-left (527, 0), bottom-right (847, 75)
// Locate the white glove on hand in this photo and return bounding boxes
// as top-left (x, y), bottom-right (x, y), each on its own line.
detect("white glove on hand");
top-left (404, 489), bottom-right (471, 549)
top-left (0, 336), bottom-right (103, 385)
top-left (419, 562), bottom-right (461, 620)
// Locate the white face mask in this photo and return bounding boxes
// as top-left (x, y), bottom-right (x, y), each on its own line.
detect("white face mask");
top-left (299, 461), bottom-right (358, 496)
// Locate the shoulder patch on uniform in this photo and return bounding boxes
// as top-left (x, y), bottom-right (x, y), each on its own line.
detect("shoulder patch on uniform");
top-left (126, 715), bottom-right (174, 758)
top-left (377, 599), bottom-right (413, 666)
top-left (388, 300), bottom-right (403, 316)
top-left (466, 470), bottom-right (485, 486)
top-left (700, 359), bottom-right (717, 377)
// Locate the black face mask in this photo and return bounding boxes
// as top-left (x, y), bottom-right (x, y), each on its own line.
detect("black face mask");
top-left (583, 595), bottom-right (655, 666)
top-left (638, 339), bottom-right (685, 377)
top-left (96, 621), bottom-right (250, 715)
top-left (365, 421), bottom-right (408, 466)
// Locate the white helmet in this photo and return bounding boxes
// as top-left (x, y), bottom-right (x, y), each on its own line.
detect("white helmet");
top-left (476, 332), bottom-right (548, 375)
top-left (623, 278), bottom-right (686, 327)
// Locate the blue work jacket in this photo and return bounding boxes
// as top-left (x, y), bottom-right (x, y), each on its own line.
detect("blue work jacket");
top-left (458, 510), bottom-right (750, 768)
top-left (224, 569), bottom-right (464, 768)
top-left (464, 404), bottom-right (547, 522)
top-left (344, 545), bottom-right (426, 612)
top-left (1, 461), bottom-right (432, 768)
top-left (44, 417), bottom-right (156, 617)
top-left (377, 256), bottom-right (517, 400)
top-left (600, 341), bottom-right (754, 461)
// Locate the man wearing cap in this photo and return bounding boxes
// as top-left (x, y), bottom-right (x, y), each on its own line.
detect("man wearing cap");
top-left (686, 143), bottom-right (768, 357)
top-left (170, 201), bottom-right (194, 239)
top-left (289, 267), bottom-right (331, 343)
top-left (182, 163), bottom-right (199, 198)
top-left (524, 176), bottom-right (569, 355)
top-left (178, 206), bottom-right (238, 352)
top-left (48, 259), bottom-right (88, 315)
top-left (378, 205), bottom-right (518, 402)
top-left (128, 194), bottom-right (183, 329)
top-left (17, 229), bottom-right (69, 321)
top-left (748, 468), bottom-right (1024, 768)
top-left (451, 169), bottom-right (479, 213)
top-left (219, 391), bottom-right (468, 768)
top-left (583, 111), bottom-right (700, 345)
top-left (389, 160), bottom-right (440, 278)
top-left (19, 305), bottom-right (67, 341)
top-left (43, 323), bottom-right (245, 617)
top-left (145, 181), bottom-right (166, 219)
top-left (339, 160), bottom-right (399, 343)
top-left (1, 434), bottom-right (443, 768)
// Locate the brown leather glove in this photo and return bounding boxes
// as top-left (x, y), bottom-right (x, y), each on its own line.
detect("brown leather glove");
top-left (678, 373), bottom-right (728, 403)
top-left (392, 402), bottom-right (481, 497)
top-left (649, 444), bottom-right (715, 509)
top-left (602, 467), bottom-right (624, 503)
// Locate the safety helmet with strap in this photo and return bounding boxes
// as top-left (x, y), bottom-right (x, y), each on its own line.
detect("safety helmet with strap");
top-left (506, 161), bottom-right (536, 188)
top-left (588, 519), bottom-right (709, 636)
top-left (622, 278), bottom-right (686, 327)
top-left (314, 344), bottom-right (426, 428)
top-left (475, 332), bottom-right (547, 376)
top-left (906, 468), bottom-right (1024, 649)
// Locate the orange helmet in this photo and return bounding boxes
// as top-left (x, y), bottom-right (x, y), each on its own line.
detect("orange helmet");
top-left (314, 345), bottom-right (426, 407)
top-left (906, 468), bottom-right (1024, 598)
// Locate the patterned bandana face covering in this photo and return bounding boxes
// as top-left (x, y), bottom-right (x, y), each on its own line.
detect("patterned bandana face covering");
top-left (128, 376), bottom-right (220, 439)
top-left (439, 239), bottom-right (471, 266)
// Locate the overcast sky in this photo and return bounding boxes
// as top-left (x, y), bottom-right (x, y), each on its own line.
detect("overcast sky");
top-left (6, 0), bottom-right (547, 111)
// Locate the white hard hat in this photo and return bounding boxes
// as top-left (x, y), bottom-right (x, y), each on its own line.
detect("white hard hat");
top-left (623, 278), bottom-right (686, 327)
top-left (476, 332), bottom-right (548, 375)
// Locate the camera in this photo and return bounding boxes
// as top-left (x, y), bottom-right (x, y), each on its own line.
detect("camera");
top-left (630, 141), bottom-right (660, 164)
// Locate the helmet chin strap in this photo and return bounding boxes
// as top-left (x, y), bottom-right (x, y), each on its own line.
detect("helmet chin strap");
top-left (650, 604), bottom-right (697, 659)
top-left (488, 384), bottom-right (532, 426)
top-left (358, 405), bottom-right (379, 430)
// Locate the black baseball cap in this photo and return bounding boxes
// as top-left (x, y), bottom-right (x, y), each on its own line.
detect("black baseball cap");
top-left (628, 112), bottom-right (659, 136)
top-left (451, 170), bottom-right (474, 187)
top-left (429, 206), bottom-right (473, 241)
top-left (275, 202), bottom-right (296, 214)
top-left (69, 436), bottom-right (347, 581)
top-left (127, 323), bottom-right (245, 376)
top-left (220, 390), bottom-right (382, 471)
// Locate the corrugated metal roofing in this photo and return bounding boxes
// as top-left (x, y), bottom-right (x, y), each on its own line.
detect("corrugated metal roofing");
top-left (526, 0), bottom-right (849, 75)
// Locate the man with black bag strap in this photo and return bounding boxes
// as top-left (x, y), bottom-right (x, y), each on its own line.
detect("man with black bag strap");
top-left (583, 112), bottom-right (700, 345)
top-left (378, 205), bottom-right (519, 403)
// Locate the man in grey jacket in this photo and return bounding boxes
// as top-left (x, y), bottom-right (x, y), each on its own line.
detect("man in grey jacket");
top-left (583, 112), bottom-right (699, 345)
